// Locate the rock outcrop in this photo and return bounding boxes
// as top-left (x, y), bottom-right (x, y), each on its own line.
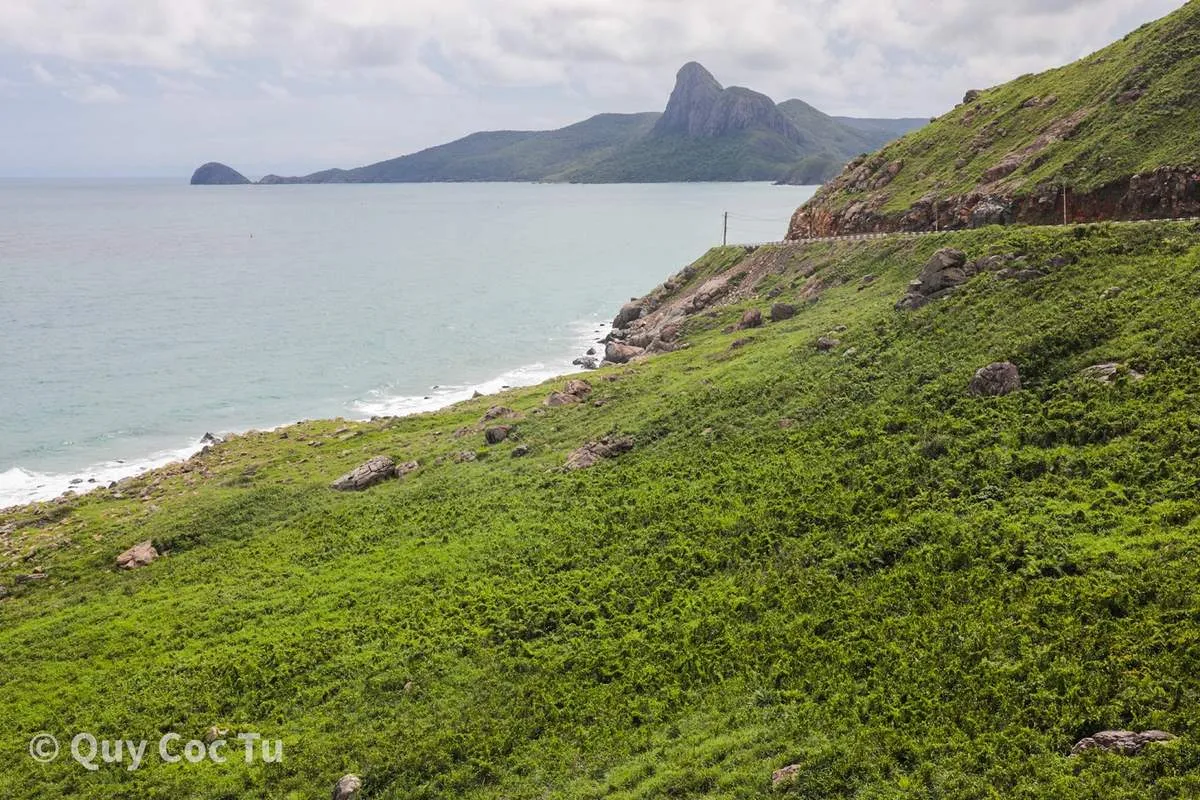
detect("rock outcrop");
top-left (116, 540), bottom-right (159, 570)
top-left (190, 163), bottom-right (252, 186)
top-left (565, 437), bottom-right (634, 471)
top-left (1071, 730), bottom-right (1174, 756)
top-left (331, 456), bottom-right (400, 491)
top-left (969, 362), bottom-right (1022, 396)
top-left (332, 774), bottom-right (362, 800)
top-left (653, 62), bottom-right (801, 144)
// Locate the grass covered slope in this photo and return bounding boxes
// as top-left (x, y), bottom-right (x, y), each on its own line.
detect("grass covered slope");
top-left (790, 0), bottom-right (1200, 236)
top-left (5, 222), bottom-right (1200, 797)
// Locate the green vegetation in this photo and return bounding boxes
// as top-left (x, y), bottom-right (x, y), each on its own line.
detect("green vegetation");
top-left (4, 220), bottom-right (1200, 797)
top-left (811, 0), bottom-right (1200, 214)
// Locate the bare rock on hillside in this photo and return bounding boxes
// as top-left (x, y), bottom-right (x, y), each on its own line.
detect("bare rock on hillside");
top-left (613, 302), bottom-right (645, 329)
top-left (772, 764), bottom-right (803, 787)
top-left (963, 89), bottom-right (982, 104)
top-left (969, 362), bottom-right (1022, 396)
top-left (331, 456), bottom-right (398, 491)
top-left (482, 406), bottom-right (518, 422)
top-left (333, 774), bottom-right (363, 800)
top-left (918, 248), bottom-right (970, 293)
top-left (770, 303), bottom-right (797, 322)
top-left (896, 248), bottom-right (973, 309)
top-left (546, 379), bottom-right (594, 407)
top-left (573, 356), bottom-right (599, 370)
top-left (566, 437), bottom-right (634, 471)
top-left (605, 342), bottom-right (645, 364)
top-left (116, 540), bottom-right (159, 570)
top-left (970, 199), bottom-right (1011, 227)
top-left (816, 336), bottom-right (840, 352)
top-left (1071, 730), bottom-right (1174, 756)
top-left (1081, 363), bottom-right (1145, 383)
top-left (737, 309), bottom-right (764, 330)
top-left (484, 426), bottom-right (513, 445)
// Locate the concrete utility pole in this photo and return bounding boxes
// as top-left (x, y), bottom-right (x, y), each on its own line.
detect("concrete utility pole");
top-left (723, 211), bottom-right (729, 246)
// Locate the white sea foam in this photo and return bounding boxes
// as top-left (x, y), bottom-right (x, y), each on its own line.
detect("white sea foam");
top-left (351, 319), bottom-right (610, 417)
top-left (0, 440), bottom-right (206, 510)
top-left (1, 319), bottom-right (612, 511)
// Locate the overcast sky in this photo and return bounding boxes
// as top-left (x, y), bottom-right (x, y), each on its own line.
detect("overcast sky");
top-left (0, 0), bottom-right (1185, 178)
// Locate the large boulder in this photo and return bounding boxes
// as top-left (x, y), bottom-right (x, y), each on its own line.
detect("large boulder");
top-left (605, 342), bottom-right (645, 364)
top-left (737, 309), bottom-right (764, 330)
top-left (116, 540), bottom-right (158, 570)
top-left (969, 362), bottom-right (1021, 396)
top-left (484, 426), bottom-right (513, 445)
top-left (332, 774), bottom-right (362, 800)
top-left (917, 248), bottom-right (970, 293)
top-left (330, 456), bottom-right (398, 491)
top-left (546, 379), bottom-right (594, 407)
top-left (770, 303), bottom-right (797, 322)
top-left (1071, 730), bottom-right (1174, 756)
top-left (897, 249), bottom-right (973, 310)
top-left (612, 302), bottom-right (644, 329)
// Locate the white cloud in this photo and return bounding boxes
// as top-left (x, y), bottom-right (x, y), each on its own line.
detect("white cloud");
top-left (0, 0), bottom-right (1186, 174)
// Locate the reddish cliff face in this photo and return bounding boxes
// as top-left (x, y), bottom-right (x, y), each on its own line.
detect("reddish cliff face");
top-left (787, 166), bottom-right (1200, 240)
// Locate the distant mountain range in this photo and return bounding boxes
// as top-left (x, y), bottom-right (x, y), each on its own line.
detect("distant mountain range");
top-left (192, 63), bottom-right (926, 186)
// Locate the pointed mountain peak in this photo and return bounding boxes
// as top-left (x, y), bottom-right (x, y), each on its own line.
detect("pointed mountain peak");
top-left (675, 62), bottom-right (722, 92)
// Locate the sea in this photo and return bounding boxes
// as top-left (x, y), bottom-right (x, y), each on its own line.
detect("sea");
top-left (0, 180), bottom-right (817, 507)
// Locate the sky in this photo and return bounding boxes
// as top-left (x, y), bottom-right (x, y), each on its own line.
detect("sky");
top-left (0, 0), bottom-right (1186, 178)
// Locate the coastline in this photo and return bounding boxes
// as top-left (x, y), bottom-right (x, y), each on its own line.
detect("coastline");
top-left (0, 318), bottom-right (610, 511)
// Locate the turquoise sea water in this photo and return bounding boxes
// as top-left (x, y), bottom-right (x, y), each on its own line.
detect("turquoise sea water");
top-left (0, 180), bottom-right (815, 505)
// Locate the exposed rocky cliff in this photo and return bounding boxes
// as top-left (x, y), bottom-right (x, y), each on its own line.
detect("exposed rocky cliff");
top-left (787, 0), bottom-right (1200, 238)
top-left (653, 62), bottom-right (800, 143)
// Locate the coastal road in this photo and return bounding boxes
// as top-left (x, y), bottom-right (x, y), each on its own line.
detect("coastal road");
top-left (733, 215), bottom-right (1200, 248)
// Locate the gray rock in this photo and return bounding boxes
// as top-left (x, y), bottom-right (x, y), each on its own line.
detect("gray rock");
top-left (770, 303), bottom-right (797, 322)
top-left (737, 308), bottom-right (764, 330)
top-left (482, 406), bottom-right (518, 421)
top-left (116, 540), bottom-right (159, 570)
top-left (565, 437), bottom-right (634, 471)
top-left (332, 774), bottom-right (363, 800)
top-left (963, 89), bottom-right (982, 104)
top-left (572, 356), bottom-right (600, 370)
top-left (605, 342), bottom-right (645, 364)
top-left (969, 362), bottom-right (1021, 396)
top-left (612, 302), bottom-right (644, 329)
top-left (484, 426), bottom-right (513, 445)
top-left (1071, 730), bottom-right (1174, 756)
top-left (917, 248), bottom-right (970, 293)
top-left (1081, 363), bottom-right (1145, 383)
top-left (330, 456), bottom-right (398, 491)
top-left (816, 337), bottom-right (840, 352)
top-left (511, 445), bottom-right (531, 458)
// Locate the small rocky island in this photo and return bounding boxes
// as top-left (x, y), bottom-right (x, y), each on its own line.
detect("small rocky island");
top-left (190, 162), bottom-right (252, 185)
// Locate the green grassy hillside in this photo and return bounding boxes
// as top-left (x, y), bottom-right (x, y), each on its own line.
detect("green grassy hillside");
top-left (798, 0), bottom-right (1200, 220)
top-left (5, 221), bottom-right (1200, 798)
